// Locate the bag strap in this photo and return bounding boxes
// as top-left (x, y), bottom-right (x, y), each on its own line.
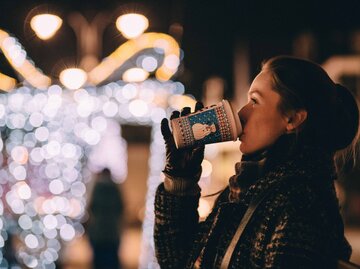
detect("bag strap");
top-left (220, 183), bottom-right (280, 269)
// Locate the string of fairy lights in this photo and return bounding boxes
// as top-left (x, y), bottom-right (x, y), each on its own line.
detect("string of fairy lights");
top-left (0, 79), bottom-right (196, 268)
top-left (0, 14), bottom-right (219, 268)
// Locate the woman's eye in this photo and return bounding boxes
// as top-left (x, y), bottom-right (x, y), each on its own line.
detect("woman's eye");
top-left (250, 98), bottom-right (257, 105)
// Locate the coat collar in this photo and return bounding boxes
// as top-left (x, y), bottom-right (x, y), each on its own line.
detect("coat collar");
top-left (228, 134), bottom-right (335, 204)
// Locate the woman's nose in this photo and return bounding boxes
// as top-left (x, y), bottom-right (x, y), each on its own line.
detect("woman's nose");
top-left (238, 105), bottom-right (249, 125)
top-left (238, 105), bottom-right (246, 120)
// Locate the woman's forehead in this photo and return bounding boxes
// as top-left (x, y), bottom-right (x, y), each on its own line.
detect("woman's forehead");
top-left (249, 72), bottom-right (275, 95)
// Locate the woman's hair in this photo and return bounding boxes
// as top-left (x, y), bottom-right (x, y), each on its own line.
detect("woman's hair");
top-left (261, 56), bottom-right (359, 158)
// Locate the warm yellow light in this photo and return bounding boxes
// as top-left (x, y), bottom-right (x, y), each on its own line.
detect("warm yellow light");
top-left (0, 72), bottom-right (16, 92)
top-left (59, 68), bottom-right (87, 90)
top-left (122, 68), bottom-right (149, 82)
top-left (116, 13), bottom-right (149, 39)
top-left (168, 95), bottom-right (196, 110)
top-left (88, 33), bottom-right (180, 85)
top-left (30, 14), bottom-right (63, 40)
top-left (0, 29), bottom-right (51, 89)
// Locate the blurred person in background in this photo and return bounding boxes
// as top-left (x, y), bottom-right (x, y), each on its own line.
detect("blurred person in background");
top-left (86, 168), bottom-right (124, 269)
top-left (3, 232), bottom-right (20, 268)
top-left (154, 56), bottom-right (360, 268)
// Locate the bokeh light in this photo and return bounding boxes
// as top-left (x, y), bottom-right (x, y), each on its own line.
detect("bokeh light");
top-left (116, 13), bottom-right (149, 39)
top-left (122, 68), bottom-right (149, 83)
top-left (59, 68), bottom-right (87, 90)
top-left (0, 78), bottom-right (188, 268)
top-left (30, 14), bottom-right (63, 40)
top-left (140, 56), bottom-right (158, 72)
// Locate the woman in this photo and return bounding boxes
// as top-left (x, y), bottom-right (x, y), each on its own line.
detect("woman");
top-left (154, 56), bottom-right (359, 268)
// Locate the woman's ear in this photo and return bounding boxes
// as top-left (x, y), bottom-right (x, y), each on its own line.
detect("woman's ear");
top-left (285, 109), bottom-right (307, 133)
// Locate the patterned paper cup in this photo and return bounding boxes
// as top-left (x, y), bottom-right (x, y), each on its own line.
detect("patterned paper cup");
top-left (171, 100), bottom-right (242, 149)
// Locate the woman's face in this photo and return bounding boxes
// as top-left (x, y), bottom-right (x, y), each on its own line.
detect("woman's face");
top-left (238, 71), bottom-right (289, 155)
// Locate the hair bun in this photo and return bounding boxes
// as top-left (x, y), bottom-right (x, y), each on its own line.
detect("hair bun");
top-left (332, 84), bottom-right (359, 150)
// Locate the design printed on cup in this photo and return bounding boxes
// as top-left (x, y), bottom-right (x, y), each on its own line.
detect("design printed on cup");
top-left (192, 123), bottom-right (217, 140)
top-left (171, 100), bottom-right (242, 148)
top-left (187, 108), bottom-right (222, 145)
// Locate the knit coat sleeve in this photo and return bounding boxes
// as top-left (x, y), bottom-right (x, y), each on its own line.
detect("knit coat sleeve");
top-left (154, 183), bottom-right (201, 269)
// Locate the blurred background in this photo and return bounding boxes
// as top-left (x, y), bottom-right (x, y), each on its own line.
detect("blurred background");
top-left (0, 0), bottom-right (360, 268)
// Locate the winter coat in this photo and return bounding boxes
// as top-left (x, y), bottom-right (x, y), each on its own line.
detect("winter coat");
top-left (154, 140), bottom-right (352, 269)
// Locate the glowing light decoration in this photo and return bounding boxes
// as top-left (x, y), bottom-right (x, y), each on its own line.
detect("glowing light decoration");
top-left (0, 29), bottom-right (51, 89)
top-left (59, 68), bottom-right (87, 90)
top-left (0, 28), bottom-right (180, 90)
top-left (0, 78), bottom-right (191, 268)
top-left (0, 72), bottom-right (16, 92)
top-left (88, 32), bottom-right (181, 85)
top-left (140, 56), bottom-right (158, 72)
top-left (122, 68), bottom-right (149, 82)
top-left (30, 14), bottom-right (63, 40)
top-left (116, 13), bottom-right (149, 39)
top-left (0, 24), bottom-right (187, 269)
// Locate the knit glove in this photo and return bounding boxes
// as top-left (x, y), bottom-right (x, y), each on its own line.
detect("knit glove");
top-left (161, 102), bottom-right (205, 194)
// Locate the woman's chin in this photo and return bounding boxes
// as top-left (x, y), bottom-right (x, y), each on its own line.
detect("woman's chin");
top-left (240, 143), bottom-right (260, 155)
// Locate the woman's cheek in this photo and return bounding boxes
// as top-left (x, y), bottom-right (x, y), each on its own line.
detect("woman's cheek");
top-left (239, 142), bottom-right (245, 153)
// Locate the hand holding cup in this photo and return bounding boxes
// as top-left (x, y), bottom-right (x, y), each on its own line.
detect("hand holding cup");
top-left (171, 100), bottom-right (242, 149)
top-left (161, 102), bottom-right (205, 178)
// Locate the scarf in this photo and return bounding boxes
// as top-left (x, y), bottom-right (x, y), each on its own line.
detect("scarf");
top-left (228, 134), bottom-right (336, 203)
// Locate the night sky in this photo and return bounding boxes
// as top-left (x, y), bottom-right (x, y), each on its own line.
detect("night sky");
top-left (1, 0), bottom-right (360, 98)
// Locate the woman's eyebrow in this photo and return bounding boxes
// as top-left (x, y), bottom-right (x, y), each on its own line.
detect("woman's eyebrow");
top-left (248, 89), bottom-right (263, 98)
